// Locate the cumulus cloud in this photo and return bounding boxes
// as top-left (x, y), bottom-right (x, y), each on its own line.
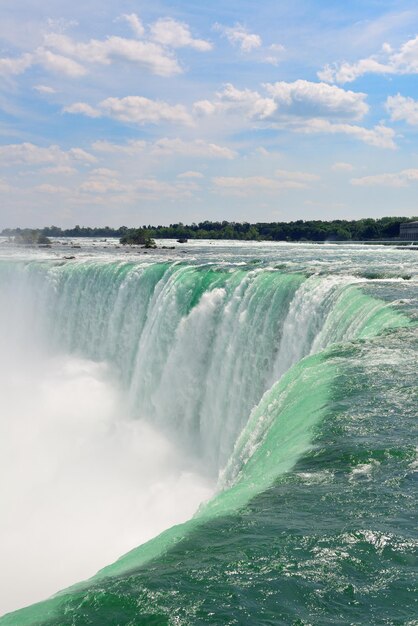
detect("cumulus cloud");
top-left (34, 184), bottom-right (69, 194)
top-left (100, 97), bottom-right (192, 125)
top-left (79, 167), bottom-right (131, 194)
top-left (0, 14), bottom-right (212, 81)
top-left (151, 138), bottom-right (236, 158)
top-left (214, 23), bottom-right (262, 52)
top-left (0, 142), bottom-right (96, 166)
top-left (264, 80), bottom-right (369, 120)
top-left (150, 18), bottom-right (212, 51)
top-left (33, 85), bottom-right (57, 94)
top-left (195, 80), bottom-right (368, 123)
top-left (296, 119), bottom-right (396, 149)
top-left (0, 53), bottom-right (34, 76)
top-left (351, 169), bottom-right (418, 187)
top-left (118, 13), bottom-right (145, 38)
top-left (386, 94), bottom-right (418, 126)
top-left (264, 44), bottom-right (286, 66)
top-left (65, 96), bottom-right (193, 126)
top-left (193, 100), bottom-right (218, 116)
top-left (217, 83), bottom-right (277, 118)
top-left (91, 137), bottom-right (236, 159)
top-left (68, 148), bottom-right (98, 163)
top-left (64, 102), bottom-right (102, 118)
top-left (91, 139), bottom-right (147, 154)
top-left (193, 80), bottom-right (394, 148)
top-left (35, 48), bottom-right (87, 77)
top-left (177, 171), bottom-right (204, 179)
top-left (77, 174), bottom-right (196, 200)
top-left (275, 169), bottom-right (320, 182)
top-left (0, 49), bottom-right (86, 78)
top-left (44, 33), bottom-right (181, 77)
top-left (318, 35), bottom-right (418, 84)
top-left (90, 168), bottom-right (119, 177)
top-left (80, 178), bottom-right (129, 194)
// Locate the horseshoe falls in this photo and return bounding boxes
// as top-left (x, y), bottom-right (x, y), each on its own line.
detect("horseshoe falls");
top-left (0, 241), bottom-right (417, 626)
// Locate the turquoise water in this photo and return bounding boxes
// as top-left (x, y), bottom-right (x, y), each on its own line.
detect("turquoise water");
top-left (0, 241), bottom-right (416, 625)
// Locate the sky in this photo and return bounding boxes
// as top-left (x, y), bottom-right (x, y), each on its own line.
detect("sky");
top-left (1, 0), bottom-right (418, 228)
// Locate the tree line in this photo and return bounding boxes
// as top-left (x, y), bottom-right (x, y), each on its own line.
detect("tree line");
top-left (2, 216), bottom-right (417, 243)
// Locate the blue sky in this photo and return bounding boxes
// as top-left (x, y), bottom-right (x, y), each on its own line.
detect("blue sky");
top-left (1, 0), bottom-right (418, 228)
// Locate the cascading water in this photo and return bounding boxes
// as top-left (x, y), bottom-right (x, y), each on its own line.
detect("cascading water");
top-left (0, 242), bottom-right (416, 625)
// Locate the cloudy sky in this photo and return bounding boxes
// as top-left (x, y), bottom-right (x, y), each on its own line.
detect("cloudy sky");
top-left (1, 0), bottom-right (418, 228)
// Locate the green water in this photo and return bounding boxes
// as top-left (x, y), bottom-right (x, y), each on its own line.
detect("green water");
top-left (0, 242), bottom-right (416, 625)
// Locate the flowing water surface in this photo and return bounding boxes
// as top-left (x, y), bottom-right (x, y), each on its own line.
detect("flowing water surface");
top-left (0, 240), bottom-right (417, 625)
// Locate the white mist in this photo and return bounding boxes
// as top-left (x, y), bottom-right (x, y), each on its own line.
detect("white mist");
top-left (0, 351), bottom-right (213, 615)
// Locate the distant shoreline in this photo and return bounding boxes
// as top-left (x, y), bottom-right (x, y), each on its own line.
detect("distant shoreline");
top-left (2, 216), bottom-right (418, 243)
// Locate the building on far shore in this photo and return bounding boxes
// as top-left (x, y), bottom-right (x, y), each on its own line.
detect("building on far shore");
top-left (400, 221), bottom-right (418, 240)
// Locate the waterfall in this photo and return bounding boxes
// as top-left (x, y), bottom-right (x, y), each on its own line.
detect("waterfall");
top-left (0, 258), bottom-right (411, 625)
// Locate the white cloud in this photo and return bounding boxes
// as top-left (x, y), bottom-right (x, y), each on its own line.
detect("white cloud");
top-left (193, 100), bottom-right (218, 116)
top-left (91, 139), bottom-right (147, 154)
top-left (351, 168), bottom-right (418, 187)
top-left (91, 137), bottom-right (236, 159)
top-left (332, 162), bottom-right (354, 171)
top-left (319, 35), bottom-right (418, 84)
top-left (264, 80), bottom-right (369, 120)
top-left (192, 81), bottom-right (391, 148)
top-left (90, 168), bottom-right (119, 177)
top-left (80, 177), bottom-right (129, 194)
top-left (64, 102), bottom-right (102, 118)
top-left (151, 138), bottom-right (236, 158)
top-left (275, 169), bottom-right (320, 182)
top-left (34, 85), bottom-right (57, 94)
top-left (194, 84), bottom-right (276, 120)
top-left (0, 21), bottom-right (188, 80)
top-left (34, 184), bottom-right (69, 194)
top-left (68, 148), bottom-right (97, 163)
top-left (214, 23), bottom-right (262, 52)
top-left (177, 171), bottom-right (204, 179)
top-left (65, 96), bottom-right (193, 126)
top-left (195, 80), bottom-right (368, 123)
top-left (263, 43), bottom-right (286, 66)
top-left (270, 44), bottom-right (285, 53)
top-left (100, 97), bottom-right (192, 125)
top-left (150, 18), bottom-right (212, 51)
top-left (118, 13), bottom-right (145, 38)
top-left (318, 58), bottom-right (390, 84)
top-left (0, 53), bottom-right (33, 76)
top-left (35, 48), bottom-right (87, 77)
top-left (0, 143), bottom-right (96, 166)
top-left (0, 48), bottom-right (86, 78)
top-left (386, 94), bottom-right (418, 126)
top-left (78, 175), bottom-right (197, 200)
top-left (296, 119), bottom-right (396, 149)
top-left (254, 147), bottom-right (270, 156)
top-left (44, 33), bottom-right (181, 77)
top-left (216, 83), bottom-right (277, 119)
top-left (263, 56), bottom-right (279, 66)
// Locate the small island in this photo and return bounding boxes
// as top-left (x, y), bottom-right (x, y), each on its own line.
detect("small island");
top-left (119, 228), bottom-right (157, 248)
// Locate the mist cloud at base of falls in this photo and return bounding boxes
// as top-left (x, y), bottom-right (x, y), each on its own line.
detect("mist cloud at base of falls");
top-left (0, 347), bottom-right (213, 615)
